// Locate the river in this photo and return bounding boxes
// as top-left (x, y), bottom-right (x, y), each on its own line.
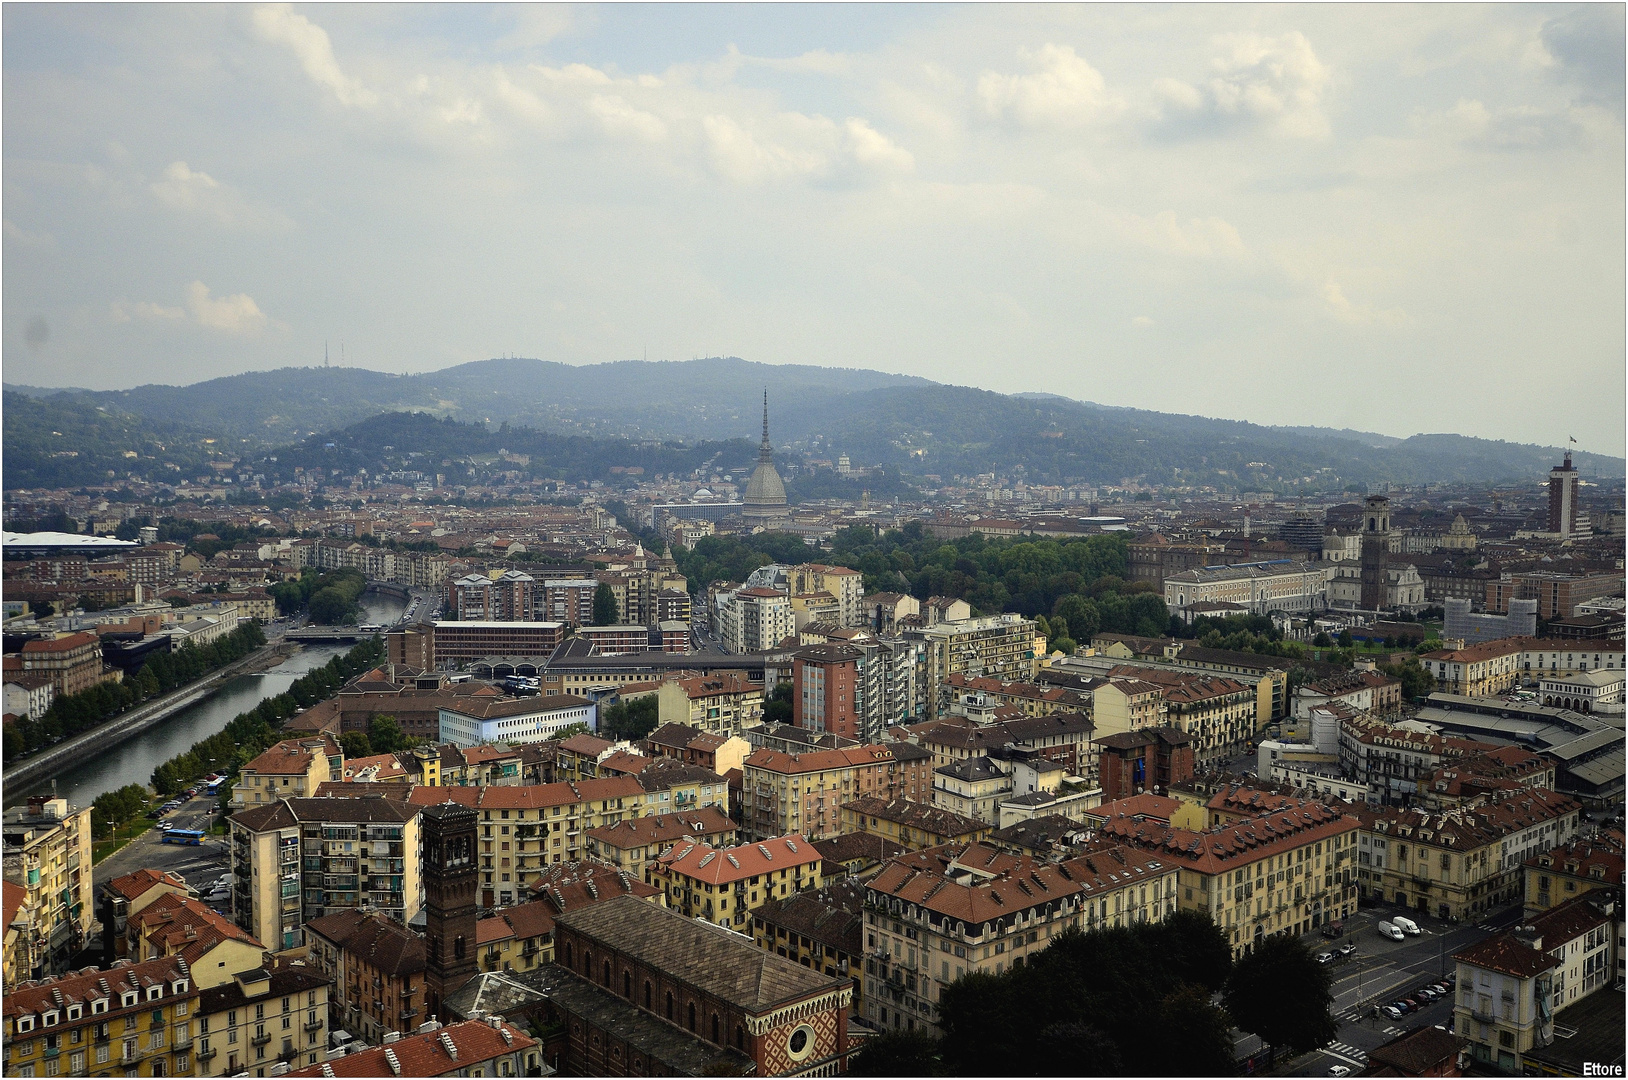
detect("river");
top-left (4, 592), bottom-right (407, 809)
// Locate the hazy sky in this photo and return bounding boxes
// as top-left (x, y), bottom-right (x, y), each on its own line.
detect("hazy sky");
top-left (4, 4), bottom-right (1624, 453)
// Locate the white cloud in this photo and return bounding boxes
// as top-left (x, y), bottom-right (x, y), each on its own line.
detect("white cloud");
top-left (1410, 98), bottom-right (1582, 148)
top-left (844, 118), bottom-right (914, 172)
top-left (1320, 278), bottom-right (1408, 327)
top-left (701, 113), bottom-right (828, 183)
top-left (149, 161), bottom-right (293, 230)
top-left (1131, 315), bottom-right (1156, 328)
top-left (1121, 211), bottom-right (1249, 259)
top-left (110, 282), bottom-right (272, 335)
top-left (4, 220), bottom-right (57, 251)
top-left (251, 4), bottom-right (377, 107)
top-left (978, 44), bottom-right (1123, 127)
top-left (1158, 31), bottom-right (1332, 138)
top-left (588, 95), bottom-right (668, 142)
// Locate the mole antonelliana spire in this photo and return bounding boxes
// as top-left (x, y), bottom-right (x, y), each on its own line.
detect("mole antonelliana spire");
top-left (742, 389), bottom-right (789, 526)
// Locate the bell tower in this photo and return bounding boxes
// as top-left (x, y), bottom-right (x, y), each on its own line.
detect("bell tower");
top-left (1360, 495), bottom-right (1391, 612)
top-left (421, 802), bottom-right (479, 1021)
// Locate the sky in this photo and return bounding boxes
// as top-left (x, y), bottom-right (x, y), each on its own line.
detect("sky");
top-left (4, 3), bottom-right (1624, 455)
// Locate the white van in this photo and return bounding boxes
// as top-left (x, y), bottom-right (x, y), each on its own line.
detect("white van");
top-left (1392, 916), bottom-right (1422, 935)
top-left (1378, 921), bottom-right (1405, 941)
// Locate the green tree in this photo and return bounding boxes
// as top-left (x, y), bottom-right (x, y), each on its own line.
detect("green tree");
top-left (1381, 655), bottom-right (1433, 701)
top-left (592, 583), bottom-right (619, 626)
top-left (848, 1031), bottom-right (944, 1076)
top-left (307, 586), bottom-right (356, 625)
top-left (546, 722), bottom-right (592, 742)
top-left (1223, 934), bottom-right (1338, 1055)
top-left (28, 599), bottom-right (54, 619)
top-left (340, 731), bottom-right (373, 759)
top-left (761, 682), bottom-right (793, 725)
top-left (367, 715), bottom-right (408, 755)
top-left (1337, 629), bottom-right (1353, 648)
top-left (601, 696), bottom-right (660, 741)
top-left (1312, 631), bottom-right (1334, 647)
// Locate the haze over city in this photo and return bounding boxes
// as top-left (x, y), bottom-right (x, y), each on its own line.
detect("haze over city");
top-left (4, 3), bottom-right (1625, 453)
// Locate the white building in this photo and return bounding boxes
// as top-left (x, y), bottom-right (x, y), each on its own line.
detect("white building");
top-left (1164, 560), bottom-right (1330, 615)
top-left (438, 694), bottom-right (597, 747)
top-left (1538, 669), bottom-right (1625, 714)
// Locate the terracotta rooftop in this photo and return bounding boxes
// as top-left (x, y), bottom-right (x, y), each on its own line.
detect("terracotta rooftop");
top-left (104, 868), bottom-right (189, 903)
top-left (5, 956), bottom-right (191, 1021)
top-left (304, 910), bottom-right (425, 977)
top-left (658, 834), bottom-right (820, 885)
top-left (587, 806), bottom-right (737, 850)
top-left (286, 1018), bottom-right (535, 1077)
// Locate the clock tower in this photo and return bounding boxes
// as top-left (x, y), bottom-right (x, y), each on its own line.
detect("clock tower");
top-left (421, 802), bottom-right (479, 1021)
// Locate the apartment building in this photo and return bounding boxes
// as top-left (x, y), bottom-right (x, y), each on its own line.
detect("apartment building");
top-left (1452, 897), bottom-right (1618, 1073)
top-left (741, 743), bottom-right (935, 842)
top-left (656, 671), bottom-right (765, 739)
top-left (1090, 677), bottom-right (1168, 739)
top-left (2, 955), bottom-right (200, 1079)
top-left (792, 643), bottom-right (865, 741)
top-left (1353, 790), bottom-right (1583, 920)
top-left (644, 724), bottom-right (753, 776)
top-left (861, 842), bottom-right (1180, 1034)
top-left (1106, 666), bottom-right (1256, 768)
top-left (840, 797), bottom-right (992, 851)
top-left (195, 964), bottom-right (331, 1078)
top-left (229, 797), bottom-right (420, 953)
top-left (231, 738), bottom-right (340, 809)
top-left (1419, 640), bottom-right (1526, 697)
top-left (429, 621), bottom-right (566, 664)
top-left (1523, 837), bottom-right (1625, 917)
top-left (437, 694), bottom-right (596, 748)
top-left (942, 673), bottom-right (1089, 719)
top-left (1339, 715), bottom-right (1501, 805)
top-left (651, 835), bottom-right (824, 930)
top-left (478, 864), bottom-right (663, 976)
top-left (14, 631), bottom-right (115, 698)
top-left (1488, 571), bottom-right (1624, 620)
top-left (2, 796), bottom-right (94, 979)
top-left (751, 879), bottom-right (866, 1016)
top-left (304, 910), bottom-right (425, 1045)
top-left (125, 893), bottom-right (265, 987)
top-left (586, 807), bottom-right (738, 876)
top-left (786, 564), bottom-right (865, 627)
top-left (406, 777), bottom-right (650, 908)
top-left (912, 614), bottom-right (1041, 716)
top-left (1099, 799), bottom-right (1361, 956)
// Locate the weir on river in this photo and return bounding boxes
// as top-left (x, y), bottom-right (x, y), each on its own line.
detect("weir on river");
top-left (2, 593), bottom-right (406, 810)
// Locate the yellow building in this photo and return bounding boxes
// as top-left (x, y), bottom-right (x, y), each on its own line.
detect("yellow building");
top-left (1419, 640), bottom-right (1524, 697)
top-left (231, 739), bottom-right (339, 809)
top-left (655, 671), bottom-right (765, 738)
top-left (127, 893), bottom-right (267, 989)
top-left (751, 879), bottom-right (866, 1016)
top-left (840, 796), bottom-right (992, 850)
top-left (476, 865), bottom-right (664, 975)
top-left (651, 834), bottom-right (824, 930)
top-left (3, 955), bottom-right (201, 1078)
top-left (1354, 790), bottom-right (1583, 921)
top-left (1099, 799), bottom-right (1360, 956)
top-left (195, 963), bottom-right (332, 1078)
top-left (3, 881), bottom-right (32, 992)
top-left (1523, 838), bottom-right (1624, 917)
top-left (1090, 678), bottom-right (1168, 739)
top-left (585, 806), bottom-right (738, 876)
top-left (2, 796), bottom-right (94, 980)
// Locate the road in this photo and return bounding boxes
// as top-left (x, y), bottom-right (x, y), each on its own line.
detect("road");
top-left (1249, 902), bottom-right (1526, 1076)
top-left (92, 794), bottom-right (233, 917)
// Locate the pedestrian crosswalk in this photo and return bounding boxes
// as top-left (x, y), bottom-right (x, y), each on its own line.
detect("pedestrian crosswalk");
top-left (1477, 923), bottom-right (1499, 931)
top-left (1327, 1043), bottom-right (1369, 1062)
top-left (1382, 1025), bottom-right (1403, 1035)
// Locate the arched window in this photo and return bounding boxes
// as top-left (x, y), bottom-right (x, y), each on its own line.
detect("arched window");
top-left (604, 960), bottom-right (612, 986)
top-left (454, 935), bottom-right (465, 960)
top-left (688, 1001), bottom-right (696, 1032)
top-left (735, 1025), bottom-right (745, 1050)
top-left (563, 943), bottom-right (572, 967)
top-left (624, 971), bottom-right (632, 998)
top-left (584, 951), bottom-right (593, 977)
top-left (665, 991), bottom-right (674, 1020)
top-left (711, 1014), bottom-right (720, 1043)
top-left (644, 981), bottom-right (652, 1009)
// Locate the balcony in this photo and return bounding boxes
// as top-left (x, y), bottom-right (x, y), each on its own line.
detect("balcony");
top-left (399, 1008), bottom-right (418, 1022)
top-left (304, 1019), bottom-right (324, 1032)
top-left (197, 1046), bottom-right (217, 1062)
top-left (43, 1046), bottom-right (60, 1059)
top-left (252, 1032), bottom-right (272, 1047)
top-left (1471, 1008), bottom-right (1494, 1023)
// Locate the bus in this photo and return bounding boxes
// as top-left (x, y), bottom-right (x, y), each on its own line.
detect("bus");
top-left (161, 829), bottom-right (205, 846)
top-left (358, 624), bottom-right (384, 634)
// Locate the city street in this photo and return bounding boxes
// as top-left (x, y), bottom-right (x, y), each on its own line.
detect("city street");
top-left (1257, 902), bottom-right (1527, 1076)
top-left (92, 794), bottom-right (231, 907)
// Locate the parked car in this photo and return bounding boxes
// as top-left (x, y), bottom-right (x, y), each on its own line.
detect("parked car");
top-left (1431, 982), bottom-right (1450, 994)
top-left (1379, 1005), bottom-right (1402, 1020)
top-left (1378, 921), bottom-right (1406, 940)
top-left (1338, 943), bottom-right (1358, 957)
top-left (1329, 1067), bottom-right (1352, 1077)
top-left (1417, 988), bottom-right (1437, 1001)
top-left (1402, 997), bottom-right (1421, 1011)
top-left (1392, 916), bottom-right (1422, 935)
top-left (1316, 952), bottom-right (1335, 964)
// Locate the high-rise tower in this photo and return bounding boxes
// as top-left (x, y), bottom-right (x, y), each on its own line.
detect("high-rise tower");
top-left (420, 802), bottom-right (478, 1022)
top-left (1359, 495), bottom-right (1391, 611)
top-left (742, 390), bottom-right (789, 526)
top-left (1549, 450), bottom-right (1580, 538)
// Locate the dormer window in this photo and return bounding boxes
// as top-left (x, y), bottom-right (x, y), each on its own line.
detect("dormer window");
top-left (91, 1000), bottom-right (107, 1014)
top-left (67, 1005), bottom-right (82, 1021)
top-left (42, 1010), bottom-right (58, 1027)
top-left (122, 992), bottom-right (138, 1008)
top-left (147, 986), bottom-right (163, 1000)
top-left (16, 1016), bottom-right (35, 1033)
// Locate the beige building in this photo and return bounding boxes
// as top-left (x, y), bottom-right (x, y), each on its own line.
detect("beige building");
top-left (656, 670), bottom-right (766, 738)
top-left (231, 738), bottom-right (341, 808)
top-left (862, 842), bottom-right (1180, 1034)
top-left (1091, 678), bottom-right (1168, 739)
top-left (1523, 838), bottom-right (1624, 917)
top-left (1419, 640), bottom-right (1526, 697)
top-left (585, 806), bottom-right (738, 876)
top-left (1100, 799), bottom-right (1360, 956)
top-left (740, 743), bottom-right (936, 842)
top-left (229, 796), bottom-right (420, 953)
top-left (195, 963), bottom-right (332, 1078)
top-left (651, 834), bottom-right (824, 931)
top-left (127, 892), bottom-right (267, 989)
top-left (2, 796), bottom-right (94, 979)
top-left (913, 614), bottom-right (1042, 716)
top-left (1354, 790), bottom-right (1583, 920)
top-left (789, 564), bottom-right (866, 627)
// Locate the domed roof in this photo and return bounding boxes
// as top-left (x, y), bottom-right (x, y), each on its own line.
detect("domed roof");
top-left (743, 461), bottom-right (787, 513)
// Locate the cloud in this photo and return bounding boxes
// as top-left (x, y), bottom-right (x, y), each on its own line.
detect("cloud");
top-left (1157, 31), bottom-right (1331, 139)
top-left (1410, 98), bottom-right (1582, 149)
top-left (252, 4), bottom-right (377, 107)
top-left (110, 282), bottom-right (272, 334)
top-left (4, 219), bottom-right (57, 251)
top-left (1320, 279), bottom-right (1407, 326)
top-left (148, 161), bottom-right (294, 230)
top-left (587, 94), bottom-right (668, 142)
top-left (1541, 5), bottom-right (1626, 118)
top-left (844, 118), bottom-right (914, 172)
top-left (701, 113), bottom-right (828, 183)
top-left (978, 44), bottom-right (1123, 127)
top-left (1121, 211), bottom-right (1249, 259)
top-left (1131, 315), bottom-right (1156, 329)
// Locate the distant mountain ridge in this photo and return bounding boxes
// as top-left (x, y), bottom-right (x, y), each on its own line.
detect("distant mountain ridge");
top-left (4, 357), bottom-right (1620, 490)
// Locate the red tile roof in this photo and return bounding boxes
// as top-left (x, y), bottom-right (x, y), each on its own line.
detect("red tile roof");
top-left (286, 1018), bottom-right (534, 1077)
top-left (658, 834), bottom-right (819, 885)
top-left (104, 868), bottom-right (189, 903)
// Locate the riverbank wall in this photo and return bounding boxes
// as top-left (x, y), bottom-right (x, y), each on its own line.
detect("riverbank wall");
top-left (2, 639), bottom-right (301, 792)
